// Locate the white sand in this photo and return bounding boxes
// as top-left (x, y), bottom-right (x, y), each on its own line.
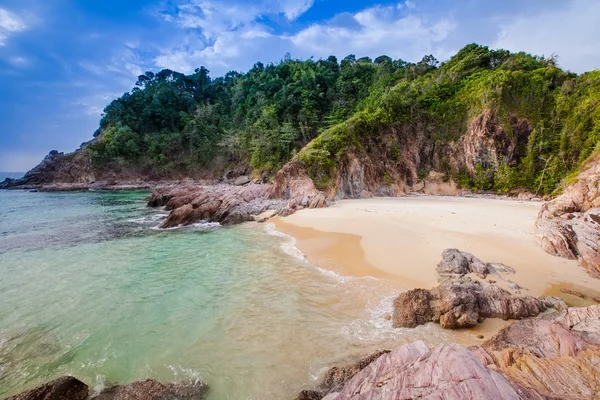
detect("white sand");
top-left (276, 196), bottom-right (600, 298)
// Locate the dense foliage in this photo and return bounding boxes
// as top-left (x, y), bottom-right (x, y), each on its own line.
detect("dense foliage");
top-left (90, 44), bottom-right (600, 194)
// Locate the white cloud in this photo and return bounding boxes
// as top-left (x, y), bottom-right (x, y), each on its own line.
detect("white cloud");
top-left (154, 1), bottom-right (456, 75)
top-left (0, 8), bottom-right (26, 46)
top-left (290, 5), bottom-right (456, 62)
top-left (492, 0), bottom-right (600, 73)
top-left (278, 0), bottom-right (315, 20)
top-left (8, 56), bottom-right (29, 67)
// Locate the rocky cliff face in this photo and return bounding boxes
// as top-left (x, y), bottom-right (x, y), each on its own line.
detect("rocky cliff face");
top-left (290, 108), bottom-right (532, 203)
top-left (535, 154), bottom-right (600, 276)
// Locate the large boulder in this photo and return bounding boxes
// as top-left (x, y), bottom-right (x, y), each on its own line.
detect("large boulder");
top-left (392, 289), bottom-right (434, 328)
top-left (393, 250), bottom-right (561, 329)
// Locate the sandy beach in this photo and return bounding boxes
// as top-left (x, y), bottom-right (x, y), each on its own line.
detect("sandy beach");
top-left (274, 195), bottom-right (600, 302)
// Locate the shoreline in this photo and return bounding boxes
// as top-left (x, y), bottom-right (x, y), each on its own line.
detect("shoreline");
top-left (274, 196), bottom-right (600, 303)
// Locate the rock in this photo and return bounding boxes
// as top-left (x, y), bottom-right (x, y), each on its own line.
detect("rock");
top-left (233, 175), bottom-right (251, 186)
top-left (270, 160), bottom-right (329, 216)
top-left (392, 289), bottom-right (433, 328)
top-left (295, 390), bottom-right (324, 400)
top-left (318, 341), bottom-right (520, 400)
top-left (151, 184), bottom-right (282, 228)
top-left (436, 249), bottom-right (514, 280)
top-left (394, 250), bottom-right (551, 329)
top-left (7, 376), bottom-right (88, 400)
top-left (383, 314), bottom-right (391, 321)
top-left (478, 305), bottom-right (600, 399)
top-left (540, 296), bottom-right (569, 311)
top-left (252, 209), bottom-right (277, 222)
top-left (535, 154), bottom-right (600, 277)
top-left (593, 296), bottom-right (600, 303)
top-left (560, 288), bottom-right (585, 298)
top-left (394, 280), bottom-right (548, 330)
top-left (299, 305), bottom-right (600, 400)
top-left (437, 248), bottom-right (471, 275)
top-left (94, 379), bottom-right (208, 400)
top-left (321, 350), bottom-right (390, 393)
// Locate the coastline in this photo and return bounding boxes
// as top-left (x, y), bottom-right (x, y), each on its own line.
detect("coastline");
top-left (274, 195), bottom-right (600, 302)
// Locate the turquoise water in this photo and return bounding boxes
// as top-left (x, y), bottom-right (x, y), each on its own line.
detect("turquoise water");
top-left (0, 190), bottom-right (457, 399)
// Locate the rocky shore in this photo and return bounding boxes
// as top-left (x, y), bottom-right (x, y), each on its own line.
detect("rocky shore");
top-left (297, 304), bottom-right (600, 400)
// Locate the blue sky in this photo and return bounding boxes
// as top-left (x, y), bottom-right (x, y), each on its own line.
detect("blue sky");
top-left (1, 0), bottom-right (599, 171)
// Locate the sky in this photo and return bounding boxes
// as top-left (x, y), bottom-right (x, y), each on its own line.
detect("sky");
top-left (1, 0), bottom-right (599, 172)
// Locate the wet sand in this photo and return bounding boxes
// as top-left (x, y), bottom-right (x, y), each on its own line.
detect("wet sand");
top-left (274, 196), bottom-right (600, 300)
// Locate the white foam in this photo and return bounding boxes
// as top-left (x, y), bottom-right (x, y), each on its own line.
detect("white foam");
top-left (342, 293), bottom-right (407, 343)
top-left (128, 212), bottom-right (170, 224)
top-left (91, 375), bottom-right (106, 396)
top-left (167, 364), bottom-right (203, 381)
top-left (152, 221), bottom-right (221, 231)
top-left (264, 223), bottom-right (306, 260)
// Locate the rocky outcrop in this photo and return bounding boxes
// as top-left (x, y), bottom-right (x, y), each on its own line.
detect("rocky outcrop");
top-left (271, 160), bottom-right (329, 215)
top-left (299, 305), bottom-right (600, 400)
top-left (393, 280), bottom-right (555, 329)
top-left (300, 341), bottom-right (520, 400)
top-left (7, 378), bottom-right (208, 400)
top-left (392, 249), bottom-right (566, 329)
top-left (0, 150), bottom-right (95, 190)
top-left (475, 305), bottom-right (600, 399)
top-left (535, 155), bottom-right (600, 276)
top-left (147, 161), bottom-right (334, 228)
top-left (148, 184), bottom-right (282, 227)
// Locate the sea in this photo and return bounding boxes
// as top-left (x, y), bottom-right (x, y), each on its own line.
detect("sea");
top-left (0, 187), bottom-right (461, 399)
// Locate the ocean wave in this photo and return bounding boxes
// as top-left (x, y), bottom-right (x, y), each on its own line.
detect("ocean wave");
top-left (263, 223), bottom-right (306, 261)
top-left (152, 221), bottom-right (221, 231)
top-left (342, 293), bottom-right (406, 343)
top-left (127, 212), bottom-right (170, 224)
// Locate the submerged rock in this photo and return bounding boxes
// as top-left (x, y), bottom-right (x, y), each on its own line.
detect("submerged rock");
top-left (8, 378), bottom-right (209, 400)
top-left (7, 376), bottom-right (88, 400)
top-left (95, 379), bottom-right (208, 400)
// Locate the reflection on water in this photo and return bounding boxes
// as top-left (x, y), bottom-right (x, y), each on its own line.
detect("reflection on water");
top-left (0, 190), bottom-right (464, 399)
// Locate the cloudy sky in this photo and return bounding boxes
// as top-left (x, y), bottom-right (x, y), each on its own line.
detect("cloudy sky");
top-left (1, 0), bottom-right (599, 171)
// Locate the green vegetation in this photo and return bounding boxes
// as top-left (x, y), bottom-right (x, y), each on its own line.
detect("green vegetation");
top-left (90, 44), bottom-right (600, 195)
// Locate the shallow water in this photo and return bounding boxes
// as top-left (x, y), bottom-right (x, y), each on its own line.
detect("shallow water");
top-left (0, 190), bottom-right (464, 399)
